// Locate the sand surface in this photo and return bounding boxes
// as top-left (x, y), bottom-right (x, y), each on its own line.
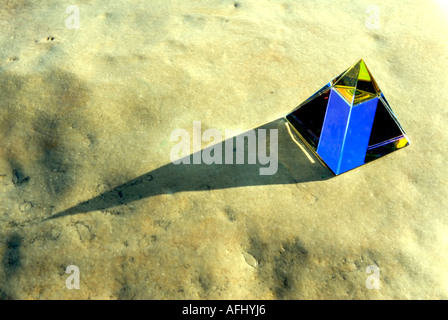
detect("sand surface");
top-left (0, 0), bottom-right (447, 299)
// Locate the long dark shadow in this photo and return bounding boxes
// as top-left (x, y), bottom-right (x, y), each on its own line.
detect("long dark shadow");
top-left (46, 117), bottom-right (332, 220)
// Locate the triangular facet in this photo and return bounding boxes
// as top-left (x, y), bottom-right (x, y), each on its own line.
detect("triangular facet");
top-left (368, 95), bottom-right (406, 146)
top-left (286, 87), bottom-right (331, 150)
top-left (334, 60), bottom-right (361, 88)
top-left (353, 59), bottom-right (381, 104)
top-left (358, 60), bottom-right (371, 81)
top-left (333, 60), bottom-right (361, 104)
top-left (333, 60), bottom-right (382, 105)
top-left (365, 95), bottom-right (409, 163)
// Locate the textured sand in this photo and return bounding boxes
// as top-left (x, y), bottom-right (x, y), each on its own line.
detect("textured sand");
top-left (0, 0), bottom-right (447, 299)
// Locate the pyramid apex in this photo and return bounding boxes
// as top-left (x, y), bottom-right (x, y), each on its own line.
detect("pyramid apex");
top-left (354, 59), bottom-right (366, 68)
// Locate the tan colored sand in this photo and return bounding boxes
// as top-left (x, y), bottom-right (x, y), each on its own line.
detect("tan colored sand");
top-left (0, 0), bottom-right (447, 299)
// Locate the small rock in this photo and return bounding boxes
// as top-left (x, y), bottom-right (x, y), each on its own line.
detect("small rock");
top-left (12, 169), bottom-right (29, 186)
top-left (19, 201), bottom-right (33, 212)
top-left (242, 251), bottom-right (258, 268)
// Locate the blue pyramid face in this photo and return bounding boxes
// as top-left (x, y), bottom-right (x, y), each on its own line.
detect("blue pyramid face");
top-left (285, 59), bottom-right (409, 175)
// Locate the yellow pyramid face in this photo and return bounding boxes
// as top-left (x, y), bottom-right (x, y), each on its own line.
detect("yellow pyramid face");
top-left (358, 60), bottom-right (371, 81)
top-left (333, 59), bottom-right (381, 105)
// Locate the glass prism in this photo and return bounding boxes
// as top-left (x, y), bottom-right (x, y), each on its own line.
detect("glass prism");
top-left (285, 59), bottom-right (409, 175)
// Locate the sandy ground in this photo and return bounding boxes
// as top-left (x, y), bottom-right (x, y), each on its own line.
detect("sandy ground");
top-left (0, 0), bottom-right (447, 299)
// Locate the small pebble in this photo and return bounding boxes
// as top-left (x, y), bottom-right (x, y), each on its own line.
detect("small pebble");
top-left (242, 251), bottom-right (258, 268)
top-left (12, 169), bottom-right (29, 186)
top-left (19, 201), bottom-right (33, 212)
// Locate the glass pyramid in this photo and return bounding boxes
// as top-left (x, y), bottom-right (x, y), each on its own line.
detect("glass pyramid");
top-left (285, 59), bottom-right (409, 175)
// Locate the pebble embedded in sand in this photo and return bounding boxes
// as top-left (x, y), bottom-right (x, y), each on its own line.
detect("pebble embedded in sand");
top-left (19, 201), bottom-right (33, 212)
top-left (12, 169), bottom-right (29, 186)
top-left (7, 56), bottom-right (19, 62)
top-left (242, 251), bottom-right (258, 268)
